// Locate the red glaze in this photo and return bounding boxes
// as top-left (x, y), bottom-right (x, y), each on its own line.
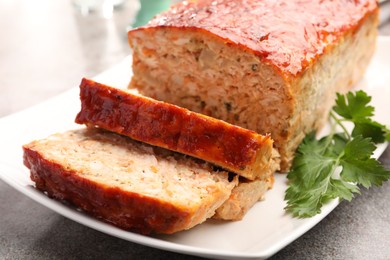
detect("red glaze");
top-left (75, 78), bottom-right (273, 179)
top-left (138, 0), bottom-right (378, 76)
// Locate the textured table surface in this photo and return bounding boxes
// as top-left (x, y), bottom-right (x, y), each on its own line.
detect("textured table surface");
top-left (1, 1), bottom-right (390, 259)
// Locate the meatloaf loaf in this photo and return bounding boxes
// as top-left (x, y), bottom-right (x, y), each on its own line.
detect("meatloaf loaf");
top-left (128, 0), bottom-right (379, 171)
top-left (23, 128), bottom-right (237, 234)
top-left (76, 78), bottom-right (276, 181)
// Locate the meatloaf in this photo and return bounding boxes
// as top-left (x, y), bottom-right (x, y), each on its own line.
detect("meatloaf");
top-left (128, 0), bottom-right (379, 171)
top-left (23, 128), bottom-right (237, 234)
top-left (76, 78), bottom-right (276, 180)
top-left (214, 175), bottom-right (274, 220)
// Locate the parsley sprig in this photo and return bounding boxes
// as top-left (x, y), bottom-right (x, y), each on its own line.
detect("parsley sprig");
top-left (284, 90), bottom-right (390, 218)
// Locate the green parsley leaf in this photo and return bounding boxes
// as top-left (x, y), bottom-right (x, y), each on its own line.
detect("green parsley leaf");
top-left (352, 120), bottom-right (387, 143)
top-left (333, 90), bottom-right (374, 120)
top-left (331, 133), bottom-right (348, 155)
top-left (334, 90), bottom-right (388, 143)
top-left (284, 90), bottom-right (390, 218)
top-left (286, 133), bottom-right (334, 188)
top-left (340, 136), bottom-right (389, 188)
top-left (343, 135), bottom-right (375, 160)
top-left (327, 179), bottom-right (360, 202)
top-left (285, 134), bottom-right (338, 217)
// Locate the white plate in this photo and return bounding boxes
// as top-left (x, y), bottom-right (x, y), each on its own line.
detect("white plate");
top-left (1, 36), bottom-right (390, 260)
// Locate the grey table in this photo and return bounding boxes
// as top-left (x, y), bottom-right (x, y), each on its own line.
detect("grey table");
top-left (1, 1), bottom-right (390, 259)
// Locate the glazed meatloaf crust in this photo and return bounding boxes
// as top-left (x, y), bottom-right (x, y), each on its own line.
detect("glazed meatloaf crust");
top-left (76, 78), bottom-right (275, 180)
top-left (23, 128), bottom-right (237, 234)
top-left (128, 0), bottom-right (379, 171)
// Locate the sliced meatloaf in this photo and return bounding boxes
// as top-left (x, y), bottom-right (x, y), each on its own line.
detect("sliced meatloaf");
top-left (127, 0), bottom-right (379, 171)
top-left (75, 78), bottom-right (276, 181)
top-left (23, 128), bottom-right (237, 234)
top-left (213, 176), bottom-right (274, 221)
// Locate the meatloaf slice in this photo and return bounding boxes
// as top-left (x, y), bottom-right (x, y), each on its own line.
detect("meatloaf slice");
top-left (215, 148), bottom-right (279, 220)
top-left (214, 176), bottom-right (273, 221)
top-left (23, 128), bottom-right (237, 234)
top-left (127, 0), bottom-right (378, 171)
top-left (75, 78), bottom-right (275, 181)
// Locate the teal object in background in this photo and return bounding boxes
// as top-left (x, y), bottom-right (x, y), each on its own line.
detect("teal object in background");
top-left (132, 0), bottom-right (172, 28)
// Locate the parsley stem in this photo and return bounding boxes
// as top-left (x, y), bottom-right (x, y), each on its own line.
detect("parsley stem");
top-left (330, 111), bottom-right (351, 140)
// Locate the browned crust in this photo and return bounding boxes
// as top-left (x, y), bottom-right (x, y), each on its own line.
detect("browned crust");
top-left (75, 78), bottom-right (274, 180)
top-left (23, 146), bottom-right (195, 235)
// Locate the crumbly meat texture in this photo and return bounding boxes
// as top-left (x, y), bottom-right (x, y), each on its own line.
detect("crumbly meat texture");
top-left (23, 128), bottom-right (237, 234)
top-left (213, 176), bottom-right (274, 221)
top-left (76, 78), bottom-right (275, 180)
top-left (214, 148), bottom-right (280, 220)
top-left (128, 0), bottom-right (378, 171)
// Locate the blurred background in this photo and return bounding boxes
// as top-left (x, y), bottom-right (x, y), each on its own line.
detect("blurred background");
top-left (1, 0), bottom-right (390, 118)
top-left (0, 0), bottom-right (176, 117)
